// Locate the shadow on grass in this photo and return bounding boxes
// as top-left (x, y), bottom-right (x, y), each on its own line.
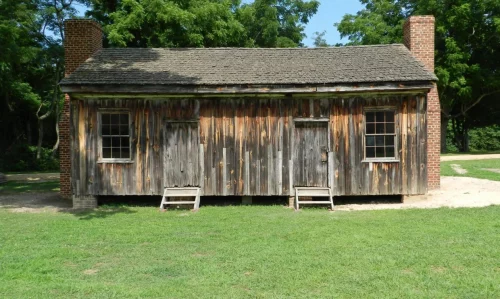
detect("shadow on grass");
top-left (66, 206), bottom-right (137, 220)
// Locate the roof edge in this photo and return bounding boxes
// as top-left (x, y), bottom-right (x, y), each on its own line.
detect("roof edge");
top-left (61, 81), bottom-right (434, 95)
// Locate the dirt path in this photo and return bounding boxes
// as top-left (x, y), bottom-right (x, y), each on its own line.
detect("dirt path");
top-left (0, 192), bottom-right (71, 213)
top-left (441, 154), bottom-right (500, 162)
top-left (1, 176), bottom-right (499, 212)
top-left (336, 176), bottom-right (500, 211)
top-left (5, 173), bottom-right (60, 182)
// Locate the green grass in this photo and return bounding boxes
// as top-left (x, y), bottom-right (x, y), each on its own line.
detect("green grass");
top-left (0, 181), bottom-right (60, 194)
top-left (441, 159), bottom-right (500, 181)
top-left (441, 150), bottom-right (500, 156)
top-left (3, 170), bottom-right (59, 175)
top-left (0, 206), bottom-right (499, 298)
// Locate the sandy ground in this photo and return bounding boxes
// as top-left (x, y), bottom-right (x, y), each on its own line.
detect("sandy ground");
top-left (0, 192), bottom-right (71, 213)
top-left (335, 176), bottom-right (500, 211)
top-left (5, 173), bottom-right (60, 182)
top-left (441, 154), bottom-right (500, 161)
top-left (1, 176), bottom-right (499, 212)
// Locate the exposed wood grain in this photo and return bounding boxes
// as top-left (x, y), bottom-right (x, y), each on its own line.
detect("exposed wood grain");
top-left (70, 95), bottom-right (428, 197)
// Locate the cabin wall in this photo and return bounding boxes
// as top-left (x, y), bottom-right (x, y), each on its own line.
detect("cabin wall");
top-left (70, 94), bottom-right (427, 197)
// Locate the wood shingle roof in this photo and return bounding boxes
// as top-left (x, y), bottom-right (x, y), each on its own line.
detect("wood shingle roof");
top-left (60, 44), bottom-right (437, 87)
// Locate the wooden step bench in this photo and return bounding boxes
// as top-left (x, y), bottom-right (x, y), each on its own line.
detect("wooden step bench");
top-left (294, 187), bottom-right (334, 211)
top-left (160, 187), bottom-right (201, 211)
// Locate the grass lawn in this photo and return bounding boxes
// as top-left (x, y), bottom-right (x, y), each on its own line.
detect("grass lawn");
top-left (0, 180), bottom-right (60, 194)
top-left (3, 170), bottom-right (60, 175)
top-left (441, 150), bottom-right (500, 156)
top-left (441, 159), bottom-right (500, 181)
top-left (0, 206), bottom-right (499, 298)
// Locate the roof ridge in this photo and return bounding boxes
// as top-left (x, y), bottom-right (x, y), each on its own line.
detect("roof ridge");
top-left (100, 44), bottom-right (406, 51)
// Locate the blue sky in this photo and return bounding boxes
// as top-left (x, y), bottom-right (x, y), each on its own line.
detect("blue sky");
top-left (75, 0), bottom-right (364, 47)
top-left (303, 0), bottom-right (364, 47)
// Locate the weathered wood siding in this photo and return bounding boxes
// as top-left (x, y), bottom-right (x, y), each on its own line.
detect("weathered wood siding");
top-left (70, 95), bottom-right (427, 197)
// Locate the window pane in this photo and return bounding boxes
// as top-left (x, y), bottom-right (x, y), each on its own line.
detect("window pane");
top-left (121, 137), bottom-right (129, 148)
top-left (376, 136), bottom-right (385, 146)
top-left (120, 114), bottom-right (128, 125)
top-left (366, 147), bottom-right (375, 158)
top-left (366, 123), bottom-right (375, 134)
top-left (376, 112), bottom-right (385, 122)
top-left (366, 112), bottom-right (375, 123)
top-left (103, 137), bottom-right (111, 147)
top-left (102, 114), bottom-right (110, 124)
top-left (102, 125), bottom-right (110, 135)
top-left (376, 147), bottom-right (385, 158)
top-left (366, 136), bottom-right (375, 146)
top-left (111, 114), bottom-right (120, 124)
top-left (386, 123), bottom-right (395, 134)
top-left (112, 148), bottom-right (121, 158)
top-left (111, 125), bottom-right (120, 135)
top-left (111, 137), bottom-right (120, 147)
top-left (103, 148), bottom-right (111, 158)
top-left (386, 112), bottom-right (394, 123)
top-left (376, 123), bottom-right (385, 134)
top-left (386, 146), bottom-right (395, 158)
top-left (121, 148), bottom-right (130, 159)
top-left (119, 125), bottom-right (129, 135)
top-left (385, 136), bottom-right (395, 146)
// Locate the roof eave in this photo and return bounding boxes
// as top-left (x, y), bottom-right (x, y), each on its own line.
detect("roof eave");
top-left (60, 81), bottom-right (435, 95)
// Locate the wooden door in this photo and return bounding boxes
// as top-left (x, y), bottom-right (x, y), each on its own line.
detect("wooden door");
top-left (163, 122), bottom-right (200, 187)
top-left (293, 122), bottom-right (329, 187)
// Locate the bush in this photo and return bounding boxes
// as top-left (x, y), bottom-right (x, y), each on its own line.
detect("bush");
top-left (0, 144), bottom-right (59, 172)
top-left (468, 125), bottom-right (500, 152)
top-left (446, 123), bottom-right (500, 153)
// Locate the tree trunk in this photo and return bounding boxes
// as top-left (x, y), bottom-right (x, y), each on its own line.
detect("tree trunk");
top-left (463, 122), bottom-right (470, 152)
top-left (27, 120), bottom-right (32, 145)
top-left (36, 119), bottom-right (44, 159)
top-left (52, 98), bottom-right (60, 157)
top-left (440, 115), bottom-right (448, 153)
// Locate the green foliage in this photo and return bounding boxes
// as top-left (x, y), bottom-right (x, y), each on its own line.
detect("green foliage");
top-left (0, 0), bottom-right (71, 156)
top-left (88, 0), bottom-right (319, 48)
top-left (311, 30), bottom-right (330, 47)
top-left (468, 125), bottom-right (500, 151)
top-left (336, 0), bottom-right (500, 149)
top-left (1, 206), bottom-right (500, 297)
top-left (0, 144), bottom-right (59, 172)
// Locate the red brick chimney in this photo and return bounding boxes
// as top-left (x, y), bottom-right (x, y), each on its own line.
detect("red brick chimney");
top-left (404, 16), bottom-right (440, 190)
top-left (60, 20), bottom-right (102, 199)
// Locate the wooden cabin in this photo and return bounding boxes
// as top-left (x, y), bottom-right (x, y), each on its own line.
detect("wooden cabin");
top-left (60, 17), bottom-right (440, 209)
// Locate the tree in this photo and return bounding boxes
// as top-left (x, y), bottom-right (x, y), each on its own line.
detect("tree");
top-left (82, 0), bottom-right (319, 48)
top-left (0, 0), bottom-right (42, 150)
top-left (36, 0), bottom-right (78, 158)
top-left (336, 0), bottom-right (500, 152)
top-left (0, 0), bottom-right (75, 164)
top-left (311, 31), bottom-right (330, 47)
top-left (236, 0), bottom-right (319, 47)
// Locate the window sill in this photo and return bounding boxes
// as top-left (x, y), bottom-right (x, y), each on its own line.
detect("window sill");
top-left (362, 159), bottom-right (400, 163)
top-left (97, 160), bottom-right (134, 164)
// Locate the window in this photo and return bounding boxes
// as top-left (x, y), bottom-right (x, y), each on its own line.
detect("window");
top-left (365, 110), bottom-right (396, 159)
top-left (100, 112), bottom-right (130, 160)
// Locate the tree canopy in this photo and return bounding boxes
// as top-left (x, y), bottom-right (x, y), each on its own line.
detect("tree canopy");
top-left (336, 0), bottom-right (500, 152)
top-left (80, 0), bottom-right (319, 47)
top-left (0, 0), bottom-right (320, 170)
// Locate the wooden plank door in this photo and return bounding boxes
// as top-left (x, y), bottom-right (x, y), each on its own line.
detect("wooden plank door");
top-left (293, 122), bottom-right (329, 187)
top-left (163, 122), bottom-right (200, 187)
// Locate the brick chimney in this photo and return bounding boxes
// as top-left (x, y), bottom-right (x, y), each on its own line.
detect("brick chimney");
top-left (60, 20), bottom-right (102, 200)
top-left (404, 16), bottom-right (440, 190)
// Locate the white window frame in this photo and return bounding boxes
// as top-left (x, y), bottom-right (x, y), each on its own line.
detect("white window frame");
top-left (97, 109), bottom-right (133, 163)
top-left (362, 107), bottom-right (399, 163)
